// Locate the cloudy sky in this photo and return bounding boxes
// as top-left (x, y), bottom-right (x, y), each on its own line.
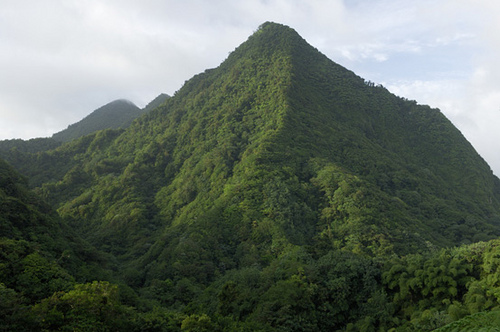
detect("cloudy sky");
top-left (1, 0), bottom-right (499, 174)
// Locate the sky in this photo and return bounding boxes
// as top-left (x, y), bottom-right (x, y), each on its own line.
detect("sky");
top-left (1, 0), bottom-right (499, 175)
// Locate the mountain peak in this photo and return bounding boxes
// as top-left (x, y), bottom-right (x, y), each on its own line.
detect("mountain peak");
top-left (109, 98), bottom-right (137, 106)
top-left (50, 94), bottom-right (170, 143)
top-left (52, 99), bottom-right (141, 142)
top-left (254, 21), bottom-right (295, 35)
top-left (217, 22), bottom-right (304, 69)
top-left (166, 21), bottom-right (500, 251)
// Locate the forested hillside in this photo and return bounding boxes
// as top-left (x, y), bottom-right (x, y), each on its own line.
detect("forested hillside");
top-left (3, 22), bottom-right (500, 331)
top-left (0, 158), bottom-right (115, 330)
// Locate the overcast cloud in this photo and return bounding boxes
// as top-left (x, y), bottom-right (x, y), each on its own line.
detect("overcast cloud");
top-left (1, 0), bottom-right (499, 175)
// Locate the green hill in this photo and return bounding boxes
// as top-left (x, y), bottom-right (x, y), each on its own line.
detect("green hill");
top-left (49, 95), bottom-right (169, 143)
top-left (0, 94), bottom-right (169, 180)
top-left (0, 137), bottom-right (61, 154)
top-left (3, 22), bottom-right (500, 331)
top-left (142, 93), bottom-right (170, 112)
top-left (51, 99), bottom-right (142, 142)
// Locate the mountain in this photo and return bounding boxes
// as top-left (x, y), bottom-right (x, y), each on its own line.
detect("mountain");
top-left (51, 99), bottom-right (141, 142)
top-left (4, 22), bottom-right (500, 330)
top-left (142, 93), bottom-right (170, 113)
top-left (0, 94), bottom-right (170, 178)
top-left (39, 21), bottom-right (500, 255)
top-left (50, 95), bottom-right (170, 143)
top-left (0, 137), bottom-right (61, 154)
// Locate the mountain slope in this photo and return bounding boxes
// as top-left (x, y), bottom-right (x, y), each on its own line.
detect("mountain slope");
top-left (0, 95), bottom-right (169, 177)
top-left (0, 157), bottom-right (104, 302)
top-left (0, 137), bottom-right (61, 154)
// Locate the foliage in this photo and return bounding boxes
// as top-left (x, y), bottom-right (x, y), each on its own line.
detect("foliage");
top-left (32, 281), bottom-right (135, 331)
top-left (0, 137), bottom-right (60, 154)
top-left (433, 310), bottom-right (500, 332)
top-left (143, 93), bottom-right (170, 113)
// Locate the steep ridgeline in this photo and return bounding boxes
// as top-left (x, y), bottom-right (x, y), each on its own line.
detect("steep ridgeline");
top-left (5, 21), bottom-right (500, 331)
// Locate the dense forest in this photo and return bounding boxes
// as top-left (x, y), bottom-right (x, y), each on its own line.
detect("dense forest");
top-left (2, 22), bottom-right (500, 331)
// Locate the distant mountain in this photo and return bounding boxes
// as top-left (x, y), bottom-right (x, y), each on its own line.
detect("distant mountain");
top-left (51, 95), bottom-right (169, 143)
top-left (142, 93), bottom-right (170, 113)
top-left (51, 99), bottom-right (141, 142)
top-left (4, 22), bottom-right (500, 330)
top-left (0, 94), bottom-right (169, 157)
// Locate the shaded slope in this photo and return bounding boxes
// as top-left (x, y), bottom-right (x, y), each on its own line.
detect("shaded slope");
top-left (52, 99), bottom-right (141, 142)
top-left (0, 158), bottom-right (106, 304)
top-left (274, 21), bottom-right (500, 250)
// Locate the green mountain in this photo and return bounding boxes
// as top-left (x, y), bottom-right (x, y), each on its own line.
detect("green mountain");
top-left (4, 22), bottom-right (500, 331)
top-left (142, 93), bottom-right (170, 113)
top-left (38, 22), bottom-right (500, 255)
top-left (0, 137), bottom-right (61, 154)
top-left (51, 99), bottom-right (142, 142)
top-left (50, 94), bottom-right (169, 143)
top-left (0, 94), bottom-right (170, 180)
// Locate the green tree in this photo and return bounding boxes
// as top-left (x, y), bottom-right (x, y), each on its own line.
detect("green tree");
top-left (32, 281), bottom-right (135, 331)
